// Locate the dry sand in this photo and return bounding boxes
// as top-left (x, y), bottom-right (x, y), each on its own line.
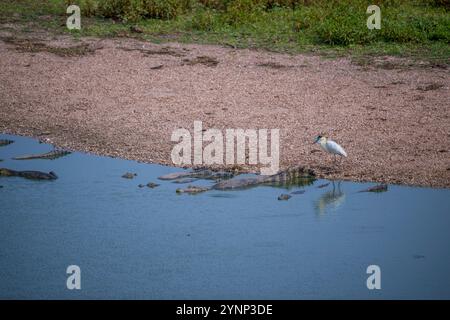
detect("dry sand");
top-left (0, 31), bottom-right (449, 188)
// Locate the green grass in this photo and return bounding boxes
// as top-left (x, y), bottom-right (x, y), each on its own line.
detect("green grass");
top-left (0, 0), bottom-right (449, 63)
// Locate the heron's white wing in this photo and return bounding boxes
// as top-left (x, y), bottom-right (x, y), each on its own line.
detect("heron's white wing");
top-left (326, 140), bottom-right (347, 157)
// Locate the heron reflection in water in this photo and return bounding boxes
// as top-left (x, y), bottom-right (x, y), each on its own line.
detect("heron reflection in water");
top-left (314, 181), bottom-right (346, 215)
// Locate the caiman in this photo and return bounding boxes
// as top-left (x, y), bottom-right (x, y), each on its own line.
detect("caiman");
top-left (358, 184), bottom-right (388, 193)
top-left (278, 194), bottom-right (291, 201)
top-left (212, 166), bottom-right (315, 190)
top-left (12, 149), bottom-right (71, 160)
top-left (159, 169), bottom-right (234, 181)
top-left (146, 182), bottom-right (160, 188)
top-left (172, 178), bottom-right (198, 184)
top-left (0, 168), bottom-right (58, 180)
top-left (176, 185), bottom-right (210, 194)
top-left (175, 166), bottom-right (316, 194)
top-left (122, 172), bottom-right (137, 179)
top-left (0, 139), bottom-right (14, 147)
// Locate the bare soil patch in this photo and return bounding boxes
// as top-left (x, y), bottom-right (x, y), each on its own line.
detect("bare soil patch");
top-left (0, 32), bottom-right (449, 188)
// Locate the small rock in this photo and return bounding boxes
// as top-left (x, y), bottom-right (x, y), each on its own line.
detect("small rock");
top-left (146, 182), bottom-right (160, 188)
top-left (130, 25), bottom-right (144, 33)
top-left (138, 184), bottom-right (145, 188)
top-left (122, 172), bottom-right (136, 179)
top-left (278, 194), bottom-right (291, 201)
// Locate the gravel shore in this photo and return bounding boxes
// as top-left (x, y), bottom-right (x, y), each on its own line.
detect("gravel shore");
top-left (1, 33), bottom-right (449, 188)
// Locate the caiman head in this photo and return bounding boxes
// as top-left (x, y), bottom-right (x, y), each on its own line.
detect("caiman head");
top-left (48, 171), bottom-right (58, 179)
top-left (0, 168), bottom-right (14, 176)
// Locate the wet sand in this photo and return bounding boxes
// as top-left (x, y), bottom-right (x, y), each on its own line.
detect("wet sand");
top-left (0, 32), bottom-right (449, 188)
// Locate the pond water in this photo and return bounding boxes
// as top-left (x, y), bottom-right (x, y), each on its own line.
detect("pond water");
top-left (1, 133), bottom-right (450, 299)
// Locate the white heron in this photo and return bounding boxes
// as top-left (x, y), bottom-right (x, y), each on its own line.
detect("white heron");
top-left (313, 135), bottom-right (347, 163)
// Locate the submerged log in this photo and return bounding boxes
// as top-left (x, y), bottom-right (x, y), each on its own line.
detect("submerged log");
top-left (0, 168), bottom-right (58, 180)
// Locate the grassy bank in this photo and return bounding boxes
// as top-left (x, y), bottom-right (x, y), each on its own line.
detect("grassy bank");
top-left (0, 0), bottom-right (449, 62)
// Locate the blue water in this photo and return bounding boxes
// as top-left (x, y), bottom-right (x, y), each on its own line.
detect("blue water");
top-left (1, 134), bottom-right (450, 299)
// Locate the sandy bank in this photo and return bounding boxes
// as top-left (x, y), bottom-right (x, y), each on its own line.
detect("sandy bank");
top-left (0, 32), bottom-right (449, 187)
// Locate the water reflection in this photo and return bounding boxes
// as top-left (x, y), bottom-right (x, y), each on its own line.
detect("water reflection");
top-left (314, 181), bottom-right (346, 215)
